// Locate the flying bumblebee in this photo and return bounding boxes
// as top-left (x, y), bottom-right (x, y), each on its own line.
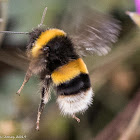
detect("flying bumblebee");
top-left (0, 7), bottom-right (120, 130)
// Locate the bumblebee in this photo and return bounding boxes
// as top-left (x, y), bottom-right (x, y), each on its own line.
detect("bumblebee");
top-left (0, 7), bottom-right (120, 130)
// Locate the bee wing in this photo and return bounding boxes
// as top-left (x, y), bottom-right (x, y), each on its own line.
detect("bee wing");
top-left (0, 48), bottom-right (29, 70)
top-left (60, 7), bottom-right (121, 56)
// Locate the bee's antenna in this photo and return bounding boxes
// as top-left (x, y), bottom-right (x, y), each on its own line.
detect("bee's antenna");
top-left (38, 7), bottom-right (48, 27)
top-left (0, 31), bottom-right (29, 34)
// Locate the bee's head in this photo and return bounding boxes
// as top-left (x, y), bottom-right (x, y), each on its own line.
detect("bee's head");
top-left (28, 28), bottom-right (67, 58)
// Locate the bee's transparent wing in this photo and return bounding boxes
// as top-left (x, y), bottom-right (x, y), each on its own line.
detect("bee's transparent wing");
top-left (60, 7), bottom-right (121, 56)
top-left (0, 48), bottom-right (29, 70)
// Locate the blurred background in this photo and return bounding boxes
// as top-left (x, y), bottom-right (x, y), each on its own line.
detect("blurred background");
top-left (0, 0), bottom-right (140, 140)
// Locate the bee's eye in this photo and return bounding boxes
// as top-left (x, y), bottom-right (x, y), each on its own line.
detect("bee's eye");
top-left (43, 46), bottom-right (49, 52)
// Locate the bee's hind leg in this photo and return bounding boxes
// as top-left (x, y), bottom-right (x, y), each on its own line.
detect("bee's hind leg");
top-left (36, 89), bottom-right (45, 131)
top-left (36, 78), bottom-right (51, 131)
top-left (72, 114), bottom-right (80, 123)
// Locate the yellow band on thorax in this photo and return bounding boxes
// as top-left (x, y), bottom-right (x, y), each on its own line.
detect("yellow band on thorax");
top-left (31, 28), bottom-right (66, 58)
top-left (51, 58), bottom-right (88, 85)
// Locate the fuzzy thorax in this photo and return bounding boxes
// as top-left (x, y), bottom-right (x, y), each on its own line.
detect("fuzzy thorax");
top-left (57, 88), bottom-right (93, 115)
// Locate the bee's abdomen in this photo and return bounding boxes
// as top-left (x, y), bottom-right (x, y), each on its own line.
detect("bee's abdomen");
top-left (51, 58), bottom-right (93, 115)
top-left (57, 73), bottom-right (91, 95)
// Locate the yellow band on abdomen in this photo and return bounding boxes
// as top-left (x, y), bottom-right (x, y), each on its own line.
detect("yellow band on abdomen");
top-left (51, 58), bottom-right (88, 85)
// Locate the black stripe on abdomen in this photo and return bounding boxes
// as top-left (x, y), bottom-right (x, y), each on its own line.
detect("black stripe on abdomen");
top-left (57, 73), bottom-right (91, 96)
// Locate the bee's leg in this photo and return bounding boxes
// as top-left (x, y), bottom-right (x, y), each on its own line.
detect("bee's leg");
top-left (36, 87), bottom-right (46, 131)
top-left (36, 77), bottom-right (51, 131)
top-left (16, 69), bottom-right (32, 96)
top-left (72, 114), bottom-right (80, 123)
